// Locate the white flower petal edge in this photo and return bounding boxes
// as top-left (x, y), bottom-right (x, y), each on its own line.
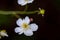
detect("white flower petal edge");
top-left (30, 23), bottom-right (38, 31)
top-left (27, 0), bottom-right (34, 3)
top-left (18, 0), bottom-right (24, 4)
top-left (24, 16), bottom-right (30, 24)
top-left (24, 29), bottom-right (33, 36)
top-left (20, 2), bottom-right (27, 6)
top-left (18, 31), bottom-right (24, 35)
top-left (17, 0), bottom-right (34, 6)
top-left (15, 27), bottom-right (23, 34)
top-left (18, 0), bottom-right (27, 6)
top-left (16, 18), bottom-right (23, 26)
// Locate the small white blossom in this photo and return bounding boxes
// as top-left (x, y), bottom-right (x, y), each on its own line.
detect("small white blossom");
top-left (0, 30), bottom-right (8, 39)
top-left (18, 0), bottom-right (34, 6)
top-left (15, 16), bottom-right (38, 36)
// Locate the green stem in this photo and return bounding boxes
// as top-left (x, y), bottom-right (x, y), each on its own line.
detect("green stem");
top-left (24, 5), bottom-right (28, 11)
top-left (12, 12), bottom-right (20, 18)
top-left (0, 10), bottom-right (39, 15)
top-left (12, 5), bottom-right (28, 18)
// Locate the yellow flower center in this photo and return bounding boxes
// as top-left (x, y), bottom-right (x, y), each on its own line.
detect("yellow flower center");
top-left (25, 0), bottom-right (28, 1)
top-left (22, 23), bottom-right (29, 29)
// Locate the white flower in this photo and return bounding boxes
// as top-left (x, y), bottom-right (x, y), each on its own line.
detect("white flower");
top-left (18, 0), bottom-right (34, 6)
top-left (15, 16), bottom-right (38, 36)
top-left (0, 30), bottom-right (8, 39)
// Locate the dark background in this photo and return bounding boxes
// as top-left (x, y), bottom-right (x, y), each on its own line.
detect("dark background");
top-left (0, 0), bottom-right (60, 40)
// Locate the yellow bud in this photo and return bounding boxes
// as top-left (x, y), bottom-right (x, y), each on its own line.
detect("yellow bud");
top-left (39, 8), bottom-right (45, 15)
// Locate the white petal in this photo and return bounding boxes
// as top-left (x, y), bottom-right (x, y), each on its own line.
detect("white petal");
top-left (16, 18), bottom-right (23, 26)
top-left (30, 23), bottom-right (38, 31)
top-left (24, 16), bottom-right (30, 24)
top-left (20, 2), bottom-right (27, 6)
top-left (18, 0), bottom-right (24, 4)
top-left (18, 0), bottom-right (27, 6)
top-left (0, 32), bottom-right (8, 37)
top-left (27, 0), bottom-right (34, 3)
top-left (24, 29), bottom-right (33, 36)
top-left (18, 31), bottom-right (24, 35)
top-left (14, 27), bottom-right (23, 34)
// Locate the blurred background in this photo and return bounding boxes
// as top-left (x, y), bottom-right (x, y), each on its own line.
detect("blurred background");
top-left (0, 0), bottom-right (60, 40)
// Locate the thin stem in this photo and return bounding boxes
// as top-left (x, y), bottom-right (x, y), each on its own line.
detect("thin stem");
top-left (24, 5), bottom-right (28, 12)
top-left (12, 12), bottom-right (20, 18)
top-left (0, 10), bottom-right (39, 15)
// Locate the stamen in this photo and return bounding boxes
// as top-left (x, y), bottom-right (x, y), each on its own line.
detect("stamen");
top-left (22, 23), bottom-right (29, 29)
top-left (25, 0), bottom-right (28, 2)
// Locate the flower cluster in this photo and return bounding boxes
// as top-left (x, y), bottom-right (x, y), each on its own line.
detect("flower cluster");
top-left (0, 16), bottom-right (38, 39)
top-left (15, 16), bottom-right (38, 36)
top-left (0, 0), bottom-right (41, 39)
